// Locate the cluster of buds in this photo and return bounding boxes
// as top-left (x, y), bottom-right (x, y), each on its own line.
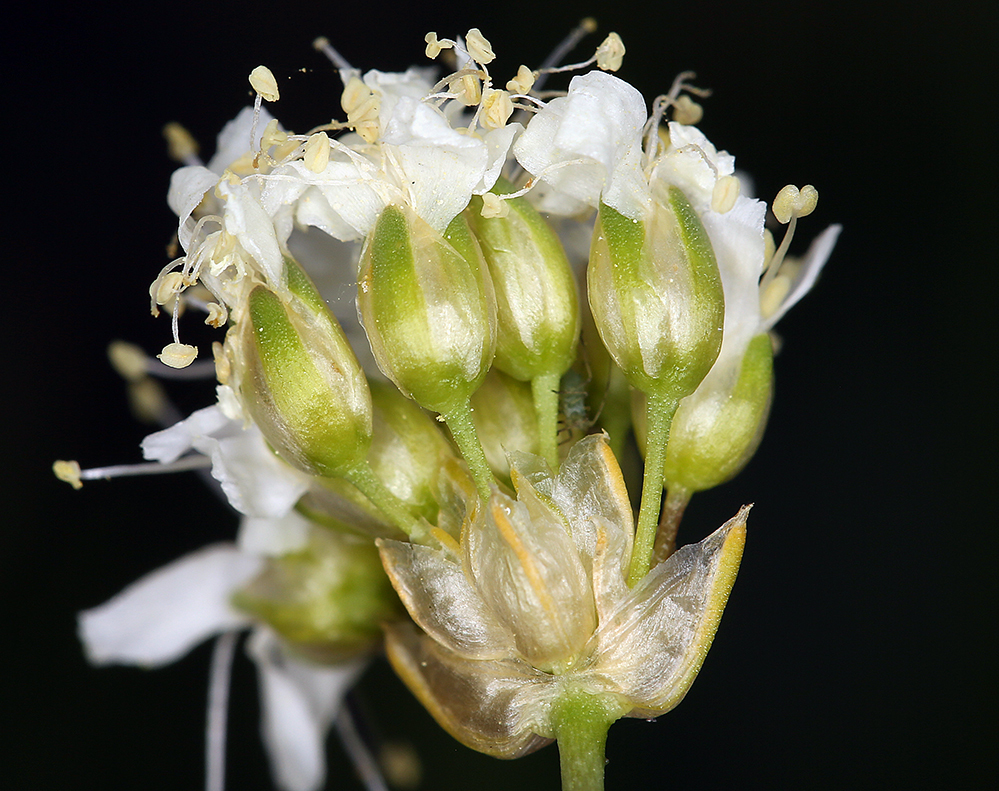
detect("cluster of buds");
top-left (59, 23), bottom-right (838, 791)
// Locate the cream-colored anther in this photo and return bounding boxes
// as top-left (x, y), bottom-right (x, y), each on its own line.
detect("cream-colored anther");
top-left (163, 123), bottom-right (199, 163)
top-left (424, 32), bottom-right (452, 59)
top-left (506, 65), bottom-right (536, 95)
top-left (53, 460), bottom-right (83, 490)
top-left (260, 118), bottom-right (289, 149)
top-left (212, 341), bottom-right (231, 385)
top-left (157, 342), bottom-right (198, 369)
top-left (481, 88), bottom-right (514, 130)
top-left (712, 175), bottom-right (741, 214)
top-left (205, 302), bottom-right (227, 327)
top-left (773, 184), bottom-right (819, 224)
top-left (129, 378), bottom-right (169, 423)
top-left (672, 95), bottom-right (703, 125)
top-left (154, 271), bottom-right (187, 305)
top-left (341, 76), bottom-right (370, 115)
top-left (456, 74), bottom-right (482, 106)
top-left (596, 32), bottom-right (625, 71)
top-left (249, 66), bottom-right (280, 102)
top-left (763, 229), bottom-right (776, 264)
top-left (465, 28), bottom-right (496, 65)
top-left (760, 273), bottom-right (792, 319)
top-left (581, 17), bottom-right (598, 33)
top-left (108, 340), bottom-right (149, 382)
top-left (304, 132), bottom-right (331, 173)
top-left (480, 192), bottom-right (510, 219)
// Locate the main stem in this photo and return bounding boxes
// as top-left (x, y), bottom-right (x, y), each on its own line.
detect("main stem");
top-left (442, 397), bottom-right (495, 500)
top-left (628, 391), bottom-right (678, 587)
top-left (531, 371), bottom-right (562, 470)
top-left (552, 692), bottom-right (619, 791)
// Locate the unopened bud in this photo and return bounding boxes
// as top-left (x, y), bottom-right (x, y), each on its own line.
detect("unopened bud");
top-left (587, 186), bottom-right (725, 401)
top-left (469, 368), bottom-right (540, 482)
top-left (237, 258), bottom-right (373, 477)
top-left (467, 182), bottom-right (580, 383)
top-left (357, 205), bottom-right (496, 415)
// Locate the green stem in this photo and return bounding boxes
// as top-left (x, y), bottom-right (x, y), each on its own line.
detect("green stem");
top-left (442, 398), bottom-right (495, 500)
top-left (340, 461), bottom-right (424, 540)
top-left (531, 371), bottom-right (562, 470)
top-left (551, 691), bottom-right (620, 791)
top-left (627, 391), bottom-right (678, 587)
top-left (652, 485), bottom-right (692, 566)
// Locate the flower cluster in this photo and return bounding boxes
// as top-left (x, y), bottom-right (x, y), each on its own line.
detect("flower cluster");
top-left (59, 24), bottom-right (838, 791)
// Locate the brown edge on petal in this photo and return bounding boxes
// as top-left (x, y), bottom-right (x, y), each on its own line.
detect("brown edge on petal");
top-left (627, 504), bottom-right (749, 718)
top-left (383, 621), bottom-right (553, 759)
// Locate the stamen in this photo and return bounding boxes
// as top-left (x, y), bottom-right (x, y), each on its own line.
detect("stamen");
top-left (506, 65), bottom-right (536, 95)
top-left (335, 704), bottom-right (391, 791)
top-left (158, 342), bottom-right (199, 369)
top-left (313, 36), bottom-right (353, 71)
top-left (53, 454), bottom-right (213, 487)
top-left (594, 32), bottom-right (625, 72)
top-left (206, 632), bottom-right (237, 791)
top-left (711, 175), bottom-right (741, 213)
top-left (465, 28), bottom-right (496, 65)
top-left (163, 122), bottom-right (202, 167)
top-left (480, 192), bottom-right (510, 219)
top-left (248, 65), bottom-right (280, 102)
top-left (533, 17), bottom-right (598, 93)
top-left (760, 184), bottom-right (819, 297)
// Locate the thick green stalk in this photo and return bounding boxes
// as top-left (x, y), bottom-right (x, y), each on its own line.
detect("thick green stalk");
top-left (339, 461), bottom-right (424, 540)
top-left (628, 391), bottom-right (678, 586)
top-left (442, 398), bottom-right (495, 500)
top-left (552, 691), bottom-right (620, 791)
top-left (531, 371), bottom-right (561, 470)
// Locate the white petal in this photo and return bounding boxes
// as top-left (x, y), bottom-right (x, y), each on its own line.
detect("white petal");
top-left (238, 510), bottom-right (312, 557)
top-left (141, 404), bottom-right (230, 463)
top-left (217, 178), bottom-right (284, 284)
top-left (760, 224), bottom-right (841, 332)
top-left (78, 544), bottom-right (260, 667)
top-left (207, 106), bottom-right (275, 174)
top-left (658, 123), bottom-right (736, 211)
top-left (248, 630), bottom-right (365, 791)
top-left (167, 165), bottom-right (219, 251)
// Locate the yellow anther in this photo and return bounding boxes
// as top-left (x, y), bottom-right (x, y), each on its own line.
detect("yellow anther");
top-left (581, 17), bottom-right (598, 33)
top-left (108, 340), bottom-right (148, 382)
top-left (341, 75), bottom-right (370, 115)
top-left (595, 32), bottom-right (625, 72)
top-left (312, 36), bottom-right (330, 52)
top-left (304, 131), bottom-right (331, 173)
top-left (711, 175), bottom-right (741, 214)
top-left (205, 302), bottom-right (227, 328)
top-left (506, 65), bottom-right (536, 95)
top-left (249, 65), bottom-right (280, 102)
top-left (163, 122), bottom-right (199, 163)
top-left (424, 32), bottom-right (452, 59)
top-left (128, 378), bottom-right (169, 423)
top-left (480, 192), bottom-right (510, 219)
top-left (481, 88), bottom-right (514, 130)
top-left (53, 460), bottom-right (83, 490)
top-left (456, 74), bottom-right (482, 106)
top-left (157, 342), bottom-right (198, 369)
top-left (773, 184), bottom-right (819, 224)
top-left (672, 95), bottom-right (703, 125)
top-left (260, 118), bottom-right (288, 149)
top-left (465, 28), bottom-right (496, 65)
top-left (154, 271), bottom-right (187, 306)
top-left (760, 273), bottom-right (792, 319)
top-left (213, 341), bottom-right (231, 385)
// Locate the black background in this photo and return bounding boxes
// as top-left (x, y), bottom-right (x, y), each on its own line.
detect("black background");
top-left (5, 1), bottom-right (994, 788)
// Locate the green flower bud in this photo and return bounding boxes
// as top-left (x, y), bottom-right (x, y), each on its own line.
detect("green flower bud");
top-left (236, 258), bottom-right (372, 478)
top-left (587, 186), bottom-right (725, 401)
top-left (233, 525), bottom-right (401, 662)
top-left (467, 182), bottom-right (580, 382)
top-left (633, 334), bottom-right (774, 492)
top-left (469, 368), bottom-right (541, 482)
top-left (357, 204), bottom-right (496, 415)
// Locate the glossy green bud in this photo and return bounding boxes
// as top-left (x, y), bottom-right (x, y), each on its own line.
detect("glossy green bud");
top-left (634, 333), bottom-right (774, 492)
top-left (587, 186), bottom-right (725, 401)
top-left (233, 525), bottom-right (401, 662)
top-left (238, 258), bottom-right (372, 478)
top-left (467, 182), bottom-right (580, 382)
top-left (357, 204), bottom-right (496, 415)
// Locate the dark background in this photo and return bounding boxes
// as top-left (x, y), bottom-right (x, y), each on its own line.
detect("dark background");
top-left (5, 1), bottom-right (994, 788)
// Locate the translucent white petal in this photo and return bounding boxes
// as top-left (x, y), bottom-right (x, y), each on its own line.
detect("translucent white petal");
top-left (248, 630), bottom-right (365, 791)
top-left (657, 122), bottom-right (736, 211)
top-left (78, 544), bottom-right (260, 666)
top-left (760, 224), bottom-right (842, 332)
top-left (217, 178), bottom-right (284, 284)
top-left (141, 404), bottom-right (230, 463)
top-left (207, 106), bottom-right (275, 174)
top-left (167, 165), bottom-right (220, 251)
top-left (238, 510), bottom-right (312, 557)
top-left (379, 539), bottom-right (516, 660)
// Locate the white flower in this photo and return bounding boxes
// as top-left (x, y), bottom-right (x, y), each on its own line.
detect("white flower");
top-left (78, 510), bottom-right (365, 791)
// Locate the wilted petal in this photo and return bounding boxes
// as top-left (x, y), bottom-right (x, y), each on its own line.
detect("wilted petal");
top-left (466, 492), bottom-right (595, 672)
top-left (385, 622), bottom-right (554, 758)
top-left (248, 629), bottom-right (365, 791)
top-left (207, 105), bottom-right (275, 174)
top-left (378, 539), bottom-right (516, 660)
top-left (588, 507), bottom-right (748, 717)
top-left (79, 544), bottom-right (260, 666)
